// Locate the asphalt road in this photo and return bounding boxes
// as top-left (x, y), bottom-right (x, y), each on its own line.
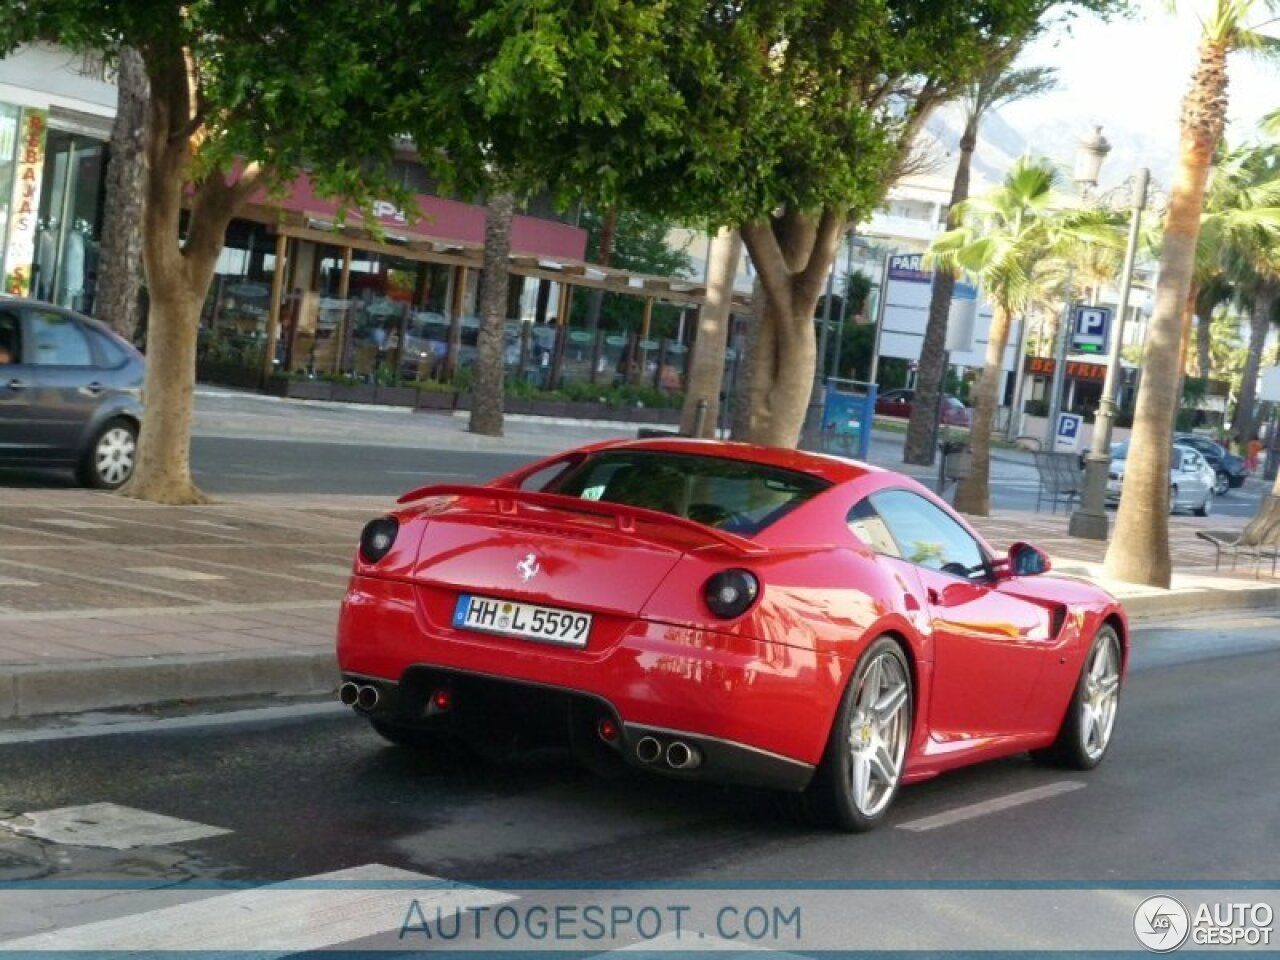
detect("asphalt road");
top-left (0, 609), bottom-right (1277, 950)
top-left (0, 387), bottom-right (1270, 517)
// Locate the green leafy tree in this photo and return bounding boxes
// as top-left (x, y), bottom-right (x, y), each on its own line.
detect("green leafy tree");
top-left (927, 157), bottom-right (1119, 515)
top-left (1105, 0), bottom-right (1280, 586)
top-left (0, 1), bottom-right (441, 503)
top-left (409, 0), bottom-right (1122, 449)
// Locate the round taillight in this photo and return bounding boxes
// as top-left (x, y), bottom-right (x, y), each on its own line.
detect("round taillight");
top-left (703, 569), bottom-right (760, 619)
top-left (359, 516), bottom-right (399, 564)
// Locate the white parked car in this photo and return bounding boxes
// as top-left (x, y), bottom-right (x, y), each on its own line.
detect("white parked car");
top-left (1107, 440), bottom-right (1215, 516)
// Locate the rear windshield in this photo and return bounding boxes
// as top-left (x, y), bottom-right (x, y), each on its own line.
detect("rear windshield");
top-left (545, 450), bottom-right (831, 536)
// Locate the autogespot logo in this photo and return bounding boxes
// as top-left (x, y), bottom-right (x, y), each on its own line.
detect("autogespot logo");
top-left (1134, 896), bottom-right (1191, 952)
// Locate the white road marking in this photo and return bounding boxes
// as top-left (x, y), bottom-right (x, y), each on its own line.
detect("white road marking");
top-left (0, 702), bottom-right (346, 746)
top-left (182, 519), bottom-right (240, 530)
top-left (0, 802), bottom-right (231, 850)
top-left (30, 518), bottom-right (113, 530)
top-left (0, 864), bottom-right (514, 954)
top-left (127, 566), bottom-right (226, 582)
top-left (0, 577), bottom-right (39, 587)
top-left (895, 781), bottom-right (1087, 832)
top-left (295, 562), bottom-right (354, 576)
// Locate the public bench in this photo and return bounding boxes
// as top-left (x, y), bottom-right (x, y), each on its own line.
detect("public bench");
top-left (1032, 450), bottom-right (1083, 514)
top-left (1195, 530), bottom-right (1280, 579)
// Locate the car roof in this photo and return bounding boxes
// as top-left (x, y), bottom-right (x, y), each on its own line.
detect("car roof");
top-left (585, 437), bottom-right (879, 486)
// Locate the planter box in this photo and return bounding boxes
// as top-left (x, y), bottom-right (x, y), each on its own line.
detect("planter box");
top-left (330, 384), bottom-right (379, 405)
top-left (197, 362), bottom-right (262, 390)
top-left (414, 391), bottom-right (457, 412)
top-left (282, 380), bottom-right (334, 401)
top-left (374, 385), bottom-right (418, 407)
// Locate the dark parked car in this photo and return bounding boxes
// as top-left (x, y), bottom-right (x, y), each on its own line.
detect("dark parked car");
top-left (1173, 433), bottom-right (1247, 495)
top-left (0, 297), bottom-right (144, 489)
top-left (875, 388), bottom-right (972, 427)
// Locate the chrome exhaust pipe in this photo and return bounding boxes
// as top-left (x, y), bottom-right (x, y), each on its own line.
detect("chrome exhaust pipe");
top-left (339, 682), bottom-right (360, 707)
top-left (635, 736), bottom-right (662, 764)
top-left (356, 685), bottom-right (380, 711)
top-left (666, 741), bottom-right (701, 770)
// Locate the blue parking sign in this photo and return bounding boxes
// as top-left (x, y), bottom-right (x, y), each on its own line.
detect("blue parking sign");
top-left (1071, 305), bottom-right (1112, 354)
top-left (1055, 412), bottom-right (1084, 452)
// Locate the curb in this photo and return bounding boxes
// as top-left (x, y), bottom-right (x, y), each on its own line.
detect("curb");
top-left (1119, 584), bottom-right (1280, 623)
top-left (4, 589), bottom-right (1280, 721)
top-left (0, 649), bottom-right (339, 721)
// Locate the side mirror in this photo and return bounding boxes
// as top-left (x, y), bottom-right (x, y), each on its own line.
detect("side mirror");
top-left (1007, 542), bottom-right (1051, 577)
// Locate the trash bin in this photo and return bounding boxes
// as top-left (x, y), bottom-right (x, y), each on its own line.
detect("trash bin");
top-left (939, 439), bottom-right (972, 482)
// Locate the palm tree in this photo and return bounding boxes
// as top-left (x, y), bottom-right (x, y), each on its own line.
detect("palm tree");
top-left (904, 60), bottom-right (1057, 465)
top-left (1104, 0), bottom-right (1280, 588)
top-left (469, 190), bottom-right (515, 437)
top-left (927, 157), bottom-right (1118, 515)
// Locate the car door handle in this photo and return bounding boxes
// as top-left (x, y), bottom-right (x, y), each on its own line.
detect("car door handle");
top-left (4, 378), bottom-right (23, 390)
top-left (81, 381), bottom-right (106, 396)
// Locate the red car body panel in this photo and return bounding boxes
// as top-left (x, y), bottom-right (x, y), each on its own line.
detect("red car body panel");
top-left (337, 438), bottom-right (1126, 790)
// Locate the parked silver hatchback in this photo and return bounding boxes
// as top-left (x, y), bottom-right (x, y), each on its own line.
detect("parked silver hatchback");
top-left (0, 298), bottom-right (144, 489)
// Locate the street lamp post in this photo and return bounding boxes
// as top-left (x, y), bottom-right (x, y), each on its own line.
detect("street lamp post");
top-left (1069, 167), bottom-right (1150, 541)
top-left (1045, 128), bottom-right (1112, 451)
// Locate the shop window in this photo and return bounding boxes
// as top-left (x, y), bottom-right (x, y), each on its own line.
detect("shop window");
top-left (30, 128), bottom-right (107, 313)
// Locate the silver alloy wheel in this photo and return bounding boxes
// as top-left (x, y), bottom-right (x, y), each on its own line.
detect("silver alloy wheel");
top-left (847, 651), bottom-right (910, 818)
top-left (1213, 471), bottom-right (1230, 496)
top-left (95, 426), bottom-right (137, 487)
top-left (1079, 632), bottom-right (1121, 761)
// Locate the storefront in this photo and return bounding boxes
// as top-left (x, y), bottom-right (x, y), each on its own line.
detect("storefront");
top-left (1, 46), bottom-right (114, 304)
top-left (194, 182), bottom-right (739, 399)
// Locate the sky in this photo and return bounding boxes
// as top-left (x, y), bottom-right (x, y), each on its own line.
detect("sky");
top-left (995, 0), bottom-right (1279, 191)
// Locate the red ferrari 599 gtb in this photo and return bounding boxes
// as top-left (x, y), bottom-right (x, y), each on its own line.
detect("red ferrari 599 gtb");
top-left (337, 439), bottom-right (1126, 831)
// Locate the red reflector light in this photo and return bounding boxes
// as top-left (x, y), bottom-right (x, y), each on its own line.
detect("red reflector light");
top-left (597, 718), bottom-right (619, 742)
top-left (432, 690), bottom-right (452, 712)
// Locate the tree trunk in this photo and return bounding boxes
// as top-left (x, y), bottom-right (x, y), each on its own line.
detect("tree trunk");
top-left (729, 278), bottom-right (764, 441)
top-left (952, 303), bottom-right (1012, 516)
top-left (1195, 293), bottom-right (1212, 379)
top-left (680, 228), bottom-right (741, 437)
top-left (905, 123), bottom-right (976, 466)
top-left (584, 208), bottom-right (617, 331)
top-left (96, 47), bottom-right (148, 342)
top-left (470, 191), bottom-right (515, 437)
top-left (739, 208), bottom-right (845, 449)
top-left (1104, 37), bottom-right (1228, 588)
top-left (1229, 280), bottom-right (1275, 444)
top-left (120, 42), bottom-right (262, 505)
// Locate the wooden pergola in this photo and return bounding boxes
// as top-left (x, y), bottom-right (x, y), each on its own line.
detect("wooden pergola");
top-left (254, 208), bottom-right (754, 385)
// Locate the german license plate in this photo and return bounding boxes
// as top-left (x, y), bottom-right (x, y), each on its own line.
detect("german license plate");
top-left (452, 594), bottom-right (591, 648)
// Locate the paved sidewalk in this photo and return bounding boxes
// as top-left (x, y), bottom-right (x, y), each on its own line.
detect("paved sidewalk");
top-left (0, 485), bottom-right (1275, 720)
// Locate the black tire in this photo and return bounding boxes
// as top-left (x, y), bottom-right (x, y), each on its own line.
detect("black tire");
top-left (1213, 470), bottom-right (1230, 497)
top-left (789, 636), bottom-right (913, 832)
top-left (1032, 624), bottom-right (1122, 770)
top-left (1193, 491), bottom-right (1213, 517)
top-left (77, 418), bottom-right (138, 489)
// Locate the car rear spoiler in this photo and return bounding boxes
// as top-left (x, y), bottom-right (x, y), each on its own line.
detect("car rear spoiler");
top-left (396, 483), bottom-right (767, 555)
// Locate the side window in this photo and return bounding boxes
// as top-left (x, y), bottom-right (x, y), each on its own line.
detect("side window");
top-left (846, 499), bottom-right (901, 557)
top-left (0, 311), bottom-right (20, 364)
top-left (85, 326), bottom-right (129, 367)
top-left (24, 310), bottom-right (93, 366)
top-left (870, 489), bottom-right (988, 579)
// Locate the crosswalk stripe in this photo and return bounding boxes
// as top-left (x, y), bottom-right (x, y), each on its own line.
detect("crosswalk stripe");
top-left (0, 864), bottom-right (514, 954)
top-left (0, 802), bottom-right (230, 850)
